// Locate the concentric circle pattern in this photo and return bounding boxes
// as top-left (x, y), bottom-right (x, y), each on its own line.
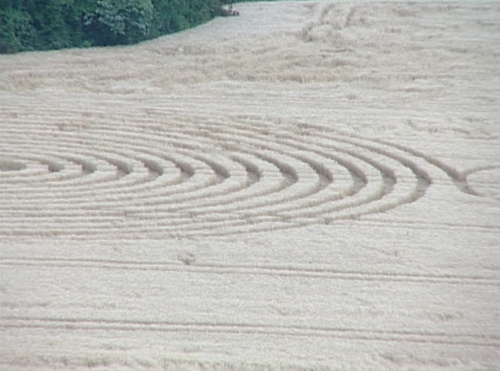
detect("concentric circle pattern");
top-left (1, 2), bottom-right (500, 369)
top-left (1, 99), bottom-right (475, 239)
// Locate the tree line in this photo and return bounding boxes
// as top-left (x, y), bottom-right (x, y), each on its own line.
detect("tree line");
top-left (0, 0), bottom-right (258, 54)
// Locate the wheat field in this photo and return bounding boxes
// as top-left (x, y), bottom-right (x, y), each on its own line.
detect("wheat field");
top-left (1, 1), bottom-right (499, 370)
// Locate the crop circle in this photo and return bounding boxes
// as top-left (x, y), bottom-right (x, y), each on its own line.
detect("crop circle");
top-left (1, 107), bottom-right (475, 239)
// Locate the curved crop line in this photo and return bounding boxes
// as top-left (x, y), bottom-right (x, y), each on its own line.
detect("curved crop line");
top-left (272, 126), bottom-right (432, 217)
top-left (462, 165), bottom-right (500, 198)
top-left (1, 111), bottom-right (450, 238)
top-left (314, 124), bottom-right (469, 196)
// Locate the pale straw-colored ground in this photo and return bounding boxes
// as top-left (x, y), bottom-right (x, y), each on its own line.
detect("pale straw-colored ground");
top-left (1, 1), bottom-right (499, 370)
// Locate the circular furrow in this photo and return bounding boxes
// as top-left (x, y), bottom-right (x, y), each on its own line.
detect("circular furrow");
top-left (138, 150), bottom-right (319, 218)
top-left (0, 155), bottom-right (118, 195)
top-left (0, 146), bottom-right (212, 204)
top-left (1, 157), bottom-right (212, 215)
top-left (0, 156), bottom-right (62, 180)
top-left (135, 152), bottom-right (286, 212)
top-left (190, 152), bottom-right (355, 215)
top-left (228, 151), bottom-right (363, 219)
top-left (0, 154), bottom-right (81, 183)
top-left (183, 129), bottom-right (375, 218)
top-left (0, 102), bottom-right (469, 238)
top-left (0, 146), bottom-right (124, 188)
top-left (271, 128), bottom-right (431, 218)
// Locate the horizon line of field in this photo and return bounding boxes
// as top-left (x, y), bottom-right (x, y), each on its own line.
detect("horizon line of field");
top-left (1, 258), bottom-right (498, 285)
top-left (2, 316), bottom-right (499, 348)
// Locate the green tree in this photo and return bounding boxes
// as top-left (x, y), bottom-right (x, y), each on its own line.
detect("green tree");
top-left (0, 0), bottom-right (247, 54)
top-left (85, 0), bottom-right (154, 45)
top-left (31, 0), bottom-right (74, 50)
top-left (0, 7), bottom-right (36, 53)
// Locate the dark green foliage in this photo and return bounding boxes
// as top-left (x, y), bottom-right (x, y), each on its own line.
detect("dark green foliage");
top-left (0, 0), bottom-right (239, 53)
top-left (0, 6), bottom-right (36, 53)
top-left (84, 0), bottom-right (154, 46)
top-left (0, 0), bottom-right (272, 53)
top-left (0, 0), bottom-right (97, 52)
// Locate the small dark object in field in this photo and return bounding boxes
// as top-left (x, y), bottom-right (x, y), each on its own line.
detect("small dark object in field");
top-left (221, 4), bottom-right (240, 17)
